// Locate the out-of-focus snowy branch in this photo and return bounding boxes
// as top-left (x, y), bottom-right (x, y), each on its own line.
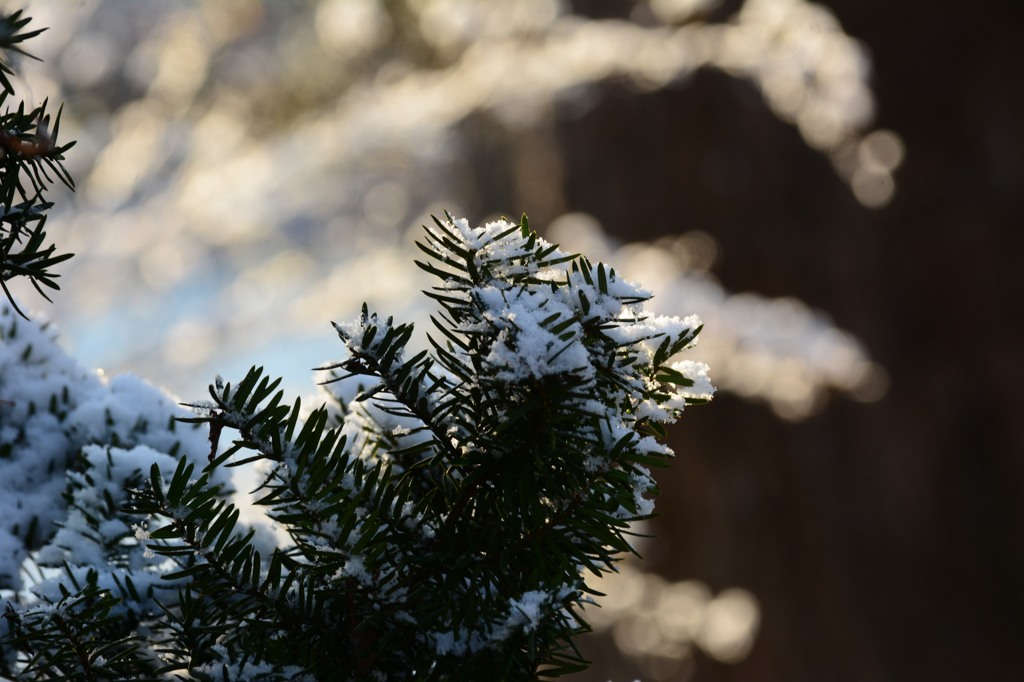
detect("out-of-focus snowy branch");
top-left (10, 0), bottom-right (894, 407)
top-left (548, 213), bottom-right (888, 420)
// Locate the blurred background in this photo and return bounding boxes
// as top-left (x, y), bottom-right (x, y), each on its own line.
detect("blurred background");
top-left (7, 0), bottom-right (1023, 679)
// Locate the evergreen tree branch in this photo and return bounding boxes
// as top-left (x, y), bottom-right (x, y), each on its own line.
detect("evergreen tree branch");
top-left (0, 11), bottom-right (75, 318)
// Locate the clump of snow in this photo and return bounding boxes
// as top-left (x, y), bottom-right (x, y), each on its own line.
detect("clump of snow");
top-left (192, 644), bottom-right (317, 682)
top-left (0, 303), bottom-right (212, 592)
top-left (475, 284), bottom-right (592, 382)
top-left (427, 584), bottom-right (580, 657)
top-left (337, 387), bottom-right (431, 470)
top-left (36, 444), bottom-right (182, 574)
top-left (500, 589), bottom-right (551, 635)
top-left (340, 555), bottom-right (372, 586)
top-left (333, 310), bottom-right (400, 360)
top-left (673, 359), bottom-right (715, 400)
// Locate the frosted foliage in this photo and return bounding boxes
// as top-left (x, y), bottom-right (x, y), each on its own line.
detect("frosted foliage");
top-left (466, 218), bottom-right (569, 278)
top-left (333, 313), bottom-right (399, 358)
top-left (423, 216), bottom-right (707, 423)
top-left (409, 216), bottom-right (710, 523)
top-left (0, 304), bottom-right (209, 591)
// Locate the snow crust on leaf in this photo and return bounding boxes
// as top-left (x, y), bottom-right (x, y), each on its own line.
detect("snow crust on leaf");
top-left (475, 284), bottom-right (592, 382)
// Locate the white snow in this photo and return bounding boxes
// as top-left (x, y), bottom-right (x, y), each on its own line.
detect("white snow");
top-left (0, 304), bottom-right (219, 598)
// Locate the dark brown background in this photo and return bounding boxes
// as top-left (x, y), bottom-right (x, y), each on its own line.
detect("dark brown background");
top-left (456, 0), bottom-right (1024, 679)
